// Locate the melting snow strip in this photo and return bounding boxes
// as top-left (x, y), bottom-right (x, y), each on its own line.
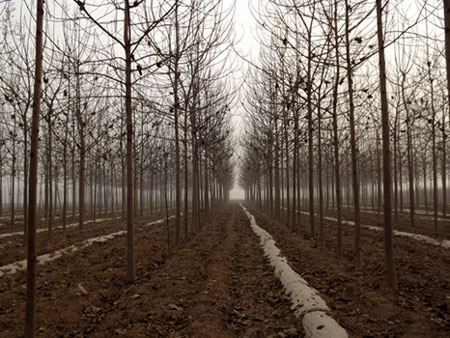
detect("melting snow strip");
top-left (342, 206), bottom-right (450, 223)
top-left (0, 217), bottom-right (116, 239)
top-left (0, 230), bottom-right (126, 278)
top-left (144, 214), bottom-right (176, 227)
top-left (0, 215), bottom-right (171, 278)
top-left (321, 214), bottom-right (450, 250)
top-left (240, 204), bottom-right (348, 338)
top-left (295, 211), bottom-right (450, 250)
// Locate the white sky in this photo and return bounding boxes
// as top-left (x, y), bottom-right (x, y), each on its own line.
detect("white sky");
top-left (228, 0), bottom-right (258, 199)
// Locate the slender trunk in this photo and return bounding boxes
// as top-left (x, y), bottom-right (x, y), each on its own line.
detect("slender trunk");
top-left (433, 119), bottom-right (438, 230)
top-left (121, 117), bottom-right (126, 219)
top-left (307, 30), bottom-right (315, 239)
top-left (164, 162), bottom-right (170, 255)
top-left (444, 1), bottom-right (450, 183)
top-left (317, 101), bottom-right (324, 247)
top-left (44, 152), bottom-right (48, 224)
top-left (71, 121), bottom-right (76, 219)
top-left (25, 0), bottom-right (44, 335)
top-left (204, 149), bottom-right (209, 218)
top-left (139, 112), bottom-right (144, 217)
top-left (402, 75), bottom-right (415, 227)
top-left (399, 135), bottom-right (403, 212)
top-left (442, 112), bottom-right (447, 216)
top-left (47, 114), bottom-right (53, 234)
top-left (332, 1), bottom-right (343, 255)
top-left (11, 130), bottom-right (16, 228)
top-left (274, 115), bottom-right (280, 220)
top-left (345, 0), bottom-right (361, 267)
top-left (174, 0), bottom-right (181, 244)
top-left (75, 61), bottom-right (85, 231)
top-left (282, 68), bottom-right (290, 228)
top-left (63, 105), bottom-right (68, 230)
top-left (23, 122), bottom-right (28, 240)
top-left (124, 0), bottom-right (135, 282)
top-left (269, 141), bottom-right (274, 216)
top-left (184, 108), bottom-right (189, 239)
top-left (423, 154), bottom-right (428, 214)
top-left (292, 109), bottom-right (298, 228)
top-left (377, 129), bottom-right (382, 219)
top-left (393, 112), bottom-right (398, 223)
top-left (190, 106), bottom-right (199, 232)
top-left (376, 0), bottom-right (398, 291)
top-left (0, 150), bottom-right (3, 217)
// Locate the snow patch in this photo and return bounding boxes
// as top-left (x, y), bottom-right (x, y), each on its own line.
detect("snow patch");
top-left (0, 230), bottom-right (126, 277)
top-left (317, 213), bottom-right (449, 250)
top-left (145, 214), bottom-right (176, 227)
top-left (0, 217), bottom-right (115, 240)
top-left (0, 231), bottom-right (24, 239)
top-left (0, 214), bottom-right (171, 278)
top-left (240, 204), bottom-right (348, 338)
top-left (303, 311), bottom-right (349, 338)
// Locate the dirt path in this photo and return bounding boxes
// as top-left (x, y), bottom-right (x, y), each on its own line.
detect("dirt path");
top-left (89, 204), bottom-right (302, 337)
top-left (228, 207), bottom-right (302, 337)
top-left (0, 204), bottom-right (303, 337)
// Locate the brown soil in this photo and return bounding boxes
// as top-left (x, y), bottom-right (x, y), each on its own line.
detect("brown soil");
top-left (3, 202), bottom-right (448, 337)
top-left (0, 212), bottom-right (168, 266)
top-left (321, 207), bottom-right (450, 240)
top-left (0, 204), bottom-right (303, 337)
top-left (251, 207), bottom-right (450, 337)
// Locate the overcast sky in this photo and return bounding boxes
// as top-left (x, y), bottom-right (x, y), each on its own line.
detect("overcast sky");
top-left (228, 0), bottom-right (258, 199)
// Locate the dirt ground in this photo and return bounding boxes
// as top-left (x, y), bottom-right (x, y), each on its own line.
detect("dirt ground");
top-left (251, 206), bottom-right (450, 337)
top-left (0, 205), bottom-right (303, 337)
top-left (1, 202), bottom-right (449, 337)
top-left (322, 206), bottom-right (450, 240)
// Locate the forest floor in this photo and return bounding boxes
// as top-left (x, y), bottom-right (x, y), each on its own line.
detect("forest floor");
top-left (329, 207), bottom-right (450, 240)
top-left (0, 205), bottom-right (301, 337)
top-left (252, 206), bottom-right (450, 337)
top-left (0, 203), bottom-right (449, 337)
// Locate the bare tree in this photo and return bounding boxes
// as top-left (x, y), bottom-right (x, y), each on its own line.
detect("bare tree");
top-left (376, 0), bottom-right (398, 291)
top-left (25, 0), bottom-right (44, 336)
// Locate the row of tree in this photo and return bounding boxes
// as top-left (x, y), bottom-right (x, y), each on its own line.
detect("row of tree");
top-left (240, 0), bottom-right (450, 291)
top-left (0, 0), bottom-right (235, 235)
top-left (0, 1), bottom-right (237, 336)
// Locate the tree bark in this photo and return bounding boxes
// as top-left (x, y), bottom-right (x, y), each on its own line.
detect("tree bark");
top-left (444, 0), bottom-right (450, 163)
top-left (376, 0), bottom-right (398, 291)
top-left (174, 0), bottom-right (181, 244)
top-left (25, 0), bottom-right (44, 336)
top-left (124, 0), bottom-right (135, 282)
top-left (345, 0), bottom-right (361, 267)
top-left (332, 0), bottom-right (343, 255)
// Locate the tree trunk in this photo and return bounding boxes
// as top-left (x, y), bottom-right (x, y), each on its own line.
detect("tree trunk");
top-left (401, 75), bottom-right (415, 228)
top-left (317, 100), bottom-right (324, 247)
top-left (124, 0), bottom-right (135, 282)
top-left (75, 60), bottom-right (85, 231)
top-left (307, 29), bottom-right (315, 239)
top-left (23, 121), bottom-right (28, 240)
top-left (332, 0), bottom-right (343, 255)
top-left (184, 106), bottom-right (189, 239)
top-left (11, 126), bottom-right (16, 228)
top-left (345, 0), bottom-right (361, 267)
top-left (444, 1), bottom-right (450, 179)
top-left (25, 0), bottom-right (44, 335)
top-left (47, 114), bottom-right (53, 234)
top-left (173, 0), bottom-right (181, 245)
top-left (0, 149), bottom-right (3, 217)
top-left (376, 0), bottom-right (398, 291)
top-left (442, 112), bottom-right (447, 216)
